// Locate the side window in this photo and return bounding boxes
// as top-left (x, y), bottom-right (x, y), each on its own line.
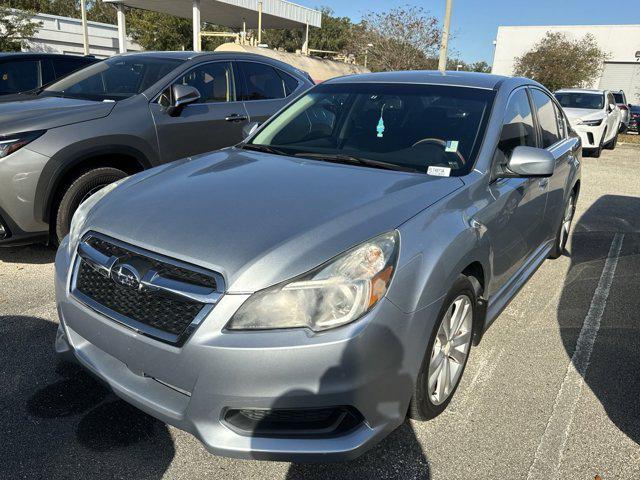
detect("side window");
top-left (0, 60), bottom-right (39, 94)
top-left (277, 69), bottom-right (300, 96)
top-left (238, 61), bottom-right (285, 101)
top-left (172, 62), bottom-right (234, 104)
top-left (554, 103), bottom-right (567, 139)
top-left (496, 88), bottom-right (536, 164)
top-left (41, 59), bottom-right (56, 85)
top-left (531, 89), bottom-right (560, 148)
top-left (52, 57), bottom-right (90, 79)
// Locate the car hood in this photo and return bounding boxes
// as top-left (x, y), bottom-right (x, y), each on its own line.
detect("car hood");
top-left (563, 107), bottom-right (605, 123)
top-left (0, 95), bottom-right (115, 135)
top-left (86, 149), bottom-right (464, 293)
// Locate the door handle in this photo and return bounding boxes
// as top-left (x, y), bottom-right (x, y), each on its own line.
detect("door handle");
top-left (538, 178), bottom-right (549, 190)
top-left (225, 114), bottom-right (248, 122)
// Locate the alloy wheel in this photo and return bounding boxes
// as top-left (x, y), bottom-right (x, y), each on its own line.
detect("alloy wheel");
top-left (428, 294), bottom-right (473, 405)
top-left (559, 195), bottom-right (575, 251)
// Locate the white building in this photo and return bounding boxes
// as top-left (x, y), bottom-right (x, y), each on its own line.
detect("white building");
top-left (492, 25), bottom-right (640, 103)
top-left (23, 11), bottom-right (141, 58)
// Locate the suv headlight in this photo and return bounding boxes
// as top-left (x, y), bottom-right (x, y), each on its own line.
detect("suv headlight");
top-left (227, 231), bottom-right (399, 332)
top-left (0, 131), bottom-right (46, 159)
top-left (68, 179), bottom-right (124, 254)
top-left (577, 119), bottom-right (603, 126)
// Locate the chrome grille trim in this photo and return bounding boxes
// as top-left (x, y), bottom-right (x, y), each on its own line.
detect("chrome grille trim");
top-left (70, 231), bottom-right (225, 346)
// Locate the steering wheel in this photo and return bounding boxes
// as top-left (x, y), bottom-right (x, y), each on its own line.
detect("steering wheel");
top-left (411, 138), bottom-right (467, 168)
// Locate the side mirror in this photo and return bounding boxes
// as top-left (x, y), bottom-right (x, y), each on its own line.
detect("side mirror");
top-left (607, 104), bottom-right (616, 113)
top-left (166, 84), bottom-right (201, 117)
top-left (499, 146), bottom-right (555, 178)
top-left (242, 121), bottom-right (260, 139)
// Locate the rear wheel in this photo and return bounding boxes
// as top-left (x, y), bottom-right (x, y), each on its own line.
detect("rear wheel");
top-left (549, 191), bottom-right (576, 259)
top-left (54, 167), bottom-right (127, 244)
top-left (408, 275), bottom-right (475, 420)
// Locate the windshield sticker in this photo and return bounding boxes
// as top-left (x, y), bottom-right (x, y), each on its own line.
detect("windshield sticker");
top-left (427, 166), bottom-right (452, 177)
top-left (377, 104), bottom-right (386, 138)
top-left (445, 140), bottom-right (459, 153)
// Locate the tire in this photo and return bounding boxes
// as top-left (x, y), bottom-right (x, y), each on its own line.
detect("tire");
top-left (54, 167), bottom-right (127, 244)
top-left (605, 131), bottom-right (618, 150)
top-left (591, 130), bottom-right (605, 158)
top-left (549, 191), bottom-right (576, 259)
top-left (408, 275), bottom-right (476, 420)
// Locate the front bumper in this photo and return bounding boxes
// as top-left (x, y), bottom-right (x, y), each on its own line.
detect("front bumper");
top-left (54, 240), bottom-right (436, 462)
top-left (573, 123), bottom-right (606, 149)
top-left (0, 146), bottom-right (50, 245)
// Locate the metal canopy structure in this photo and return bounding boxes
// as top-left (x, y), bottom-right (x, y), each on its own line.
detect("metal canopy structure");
top-left (103, 0), bottom-right (322, 53)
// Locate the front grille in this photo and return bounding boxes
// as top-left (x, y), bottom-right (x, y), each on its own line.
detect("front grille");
top-left (76, 262), bottom-right (204, 336)
top-left (72, 233), bottom-right (222, 345)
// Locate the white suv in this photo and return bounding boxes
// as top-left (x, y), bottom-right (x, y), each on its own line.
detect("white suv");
top-left (555, 88), bottom-right (621, 157)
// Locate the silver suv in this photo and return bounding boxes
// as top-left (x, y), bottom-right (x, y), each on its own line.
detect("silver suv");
top-left (55, 71), bottom-right (581, 461)
top-left (0, 51), bottom-right (312, 245)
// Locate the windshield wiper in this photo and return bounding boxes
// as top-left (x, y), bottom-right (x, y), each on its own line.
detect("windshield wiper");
top-left (294, 152), bottom-right (418, 173)
top-left (239, 143), bottom-right (290, 156)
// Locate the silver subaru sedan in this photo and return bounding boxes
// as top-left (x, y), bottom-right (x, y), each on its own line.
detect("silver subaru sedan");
top-left (54, 71), bottom-right (581, 462)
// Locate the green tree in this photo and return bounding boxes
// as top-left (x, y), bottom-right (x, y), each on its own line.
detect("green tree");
top-left (513, 32), bottom-right (608, 91)
top-left (350, 6), bottom-right (441, 72)
top-left (0, 6), bottom-right (41, 51)
top-left (263, 7), bottom-right (353, 55)
top-left (126, 9), bottom-right (193, 51)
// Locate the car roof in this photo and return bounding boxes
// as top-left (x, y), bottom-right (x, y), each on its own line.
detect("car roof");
top-left (323, 70), bottom-right (510, 90)
top-left (555, 88), bottom-right (605, 95)
top-left (0, 52), bottom-right (97, 60)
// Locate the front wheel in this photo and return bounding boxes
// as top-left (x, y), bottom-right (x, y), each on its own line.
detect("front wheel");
top-left (605, 131), bottom-right (618, 150)
top-left (408, 275), bottom-right (475, 420)
top-left (549, 192), bottom-right (576, 259)
top-left (54, 167), bottom-right (127, 244)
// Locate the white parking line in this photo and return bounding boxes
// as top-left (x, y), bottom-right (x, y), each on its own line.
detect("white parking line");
top-left (526, 233), bottom-right (624, 480)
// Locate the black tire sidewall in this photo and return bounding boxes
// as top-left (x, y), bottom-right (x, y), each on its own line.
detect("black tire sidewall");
top-left (54, 167), bottom-right (127, 243)
top-left (409, 275), bottom-right (477, 421)
top-left (549, 191), bottom-right (575, 259)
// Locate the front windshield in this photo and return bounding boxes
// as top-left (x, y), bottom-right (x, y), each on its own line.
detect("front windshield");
top-left (248, 83), bottom-right (495, 176)
top-left (555, 92), bottom-right (604, 110)
top-left (42, 56), bottom-right (183, 101)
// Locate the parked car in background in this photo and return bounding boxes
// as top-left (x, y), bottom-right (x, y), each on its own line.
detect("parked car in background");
top-left (628, 104), bottom-right (640, 133)
top-left (555, 88), bottom-right (621, 157)
top-left (0, 51), bottom-right (312, 246)
top-left (55, 71), bottom-right (581, 462)
top-left (0, 53), bottom-right (98, 96)
top-left (612, 90), bottom-right (630, 132)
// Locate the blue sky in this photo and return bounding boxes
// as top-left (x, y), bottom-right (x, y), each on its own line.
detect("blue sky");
top-left (295, 0), bottom-right (640, 64)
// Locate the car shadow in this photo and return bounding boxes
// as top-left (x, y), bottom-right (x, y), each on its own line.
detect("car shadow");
top-left (251, 324), bottom-right (431, 479)
top-left (557, 194), bottom-right (640, 444)
top-left (0, 243), bottom-right (55, 265)
top-left (0, 315), bottom-right (175, 479)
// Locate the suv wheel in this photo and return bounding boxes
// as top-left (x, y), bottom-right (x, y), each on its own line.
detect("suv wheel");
top-left (54, 167), bottom-right (127, 244)
top-left (605, 131), bottom-right (618, 150)
top-left (591, 130), bottom-right (605, 158)
top-left (408, 275), bottom-right (475, 420)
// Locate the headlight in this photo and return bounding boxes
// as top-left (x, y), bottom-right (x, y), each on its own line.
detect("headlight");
top-left (227, 231), bottom-right (399, 332)
top-left (577, 119), bottom-right (602, 126)
top-left (0, 131), bottom-right (46, 158)
top-left (68, 179), bottom-right (124, 254)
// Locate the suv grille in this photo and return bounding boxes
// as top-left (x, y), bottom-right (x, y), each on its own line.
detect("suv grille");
top-left (71, 233), bottom-right (223, 345)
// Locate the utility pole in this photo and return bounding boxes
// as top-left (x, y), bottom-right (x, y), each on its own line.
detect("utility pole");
top-left (438, 0), bottom-right (453, 72)
top-left (257, 1), bottom-right (263, 45)
top-left (80, 0), bottom-right (89, 55)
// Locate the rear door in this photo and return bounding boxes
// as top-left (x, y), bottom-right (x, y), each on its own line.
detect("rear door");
top-left (236, 60), bottom-right (297, 124)
top-left (529, 87), bottom-right (577, 241)
top-left (149, 60), bottom-right (249, 162)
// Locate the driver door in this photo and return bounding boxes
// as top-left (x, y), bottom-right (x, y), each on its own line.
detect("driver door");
top-left (149, 61), bottom-right (249, 162)
top-left (477, 87), bottom-right (548, 295)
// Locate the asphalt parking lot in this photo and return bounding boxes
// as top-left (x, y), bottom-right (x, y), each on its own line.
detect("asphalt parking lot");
top-left (1, 145), bottom-right (639, 480)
